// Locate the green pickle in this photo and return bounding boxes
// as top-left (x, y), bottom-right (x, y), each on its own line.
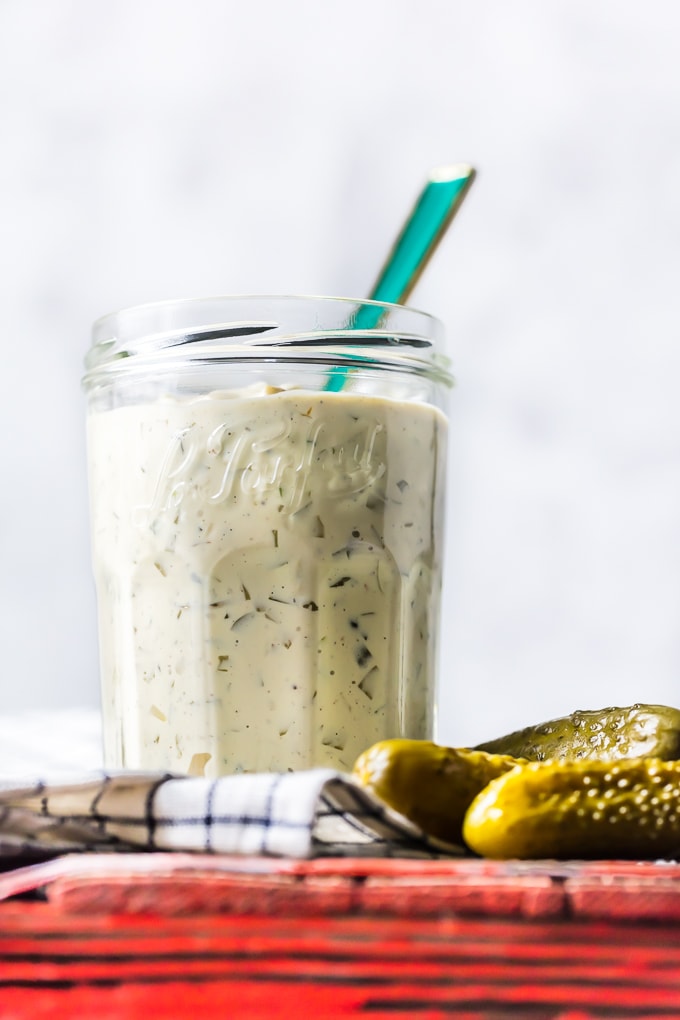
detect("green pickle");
top-left (463, 757), bottom-right (680, 860)
top-left (353, 739), bottom-right (522, 846)
top-left (475, 703), bottom-right (680, 762)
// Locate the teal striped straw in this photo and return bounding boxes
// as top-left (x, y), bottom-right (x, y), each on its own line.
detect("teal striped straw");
top-left (324, 163), bottom-right (476, 392)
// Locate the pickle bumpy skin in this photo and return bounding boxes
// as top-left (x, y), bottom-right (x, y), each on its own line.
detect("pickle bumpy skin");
top-left (463, 757), bottom-right (680, 860)
top-left (474, 704), bottom-right (680, 763)
top-left (353, 739), bottom-right (521, 846)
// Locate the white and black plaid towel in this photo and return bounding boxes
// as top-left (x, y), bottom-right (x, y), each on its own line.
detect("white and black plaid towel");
top-left (0, 770), bottom-right (460, 865)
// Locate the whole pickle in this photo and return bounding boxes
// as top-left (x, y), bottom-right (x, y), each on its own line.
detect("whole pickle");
top-left (463, 757), bottom-right (680, 860)
top-left (353, 739), bottom-right (522, 846)
top-left (475, 704), bottom-right (680, 762)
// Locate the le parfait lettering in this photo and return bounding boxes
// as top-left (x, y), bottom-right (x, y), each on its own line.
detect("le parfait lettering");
top-left (136, 416), bottom-right (386, 525)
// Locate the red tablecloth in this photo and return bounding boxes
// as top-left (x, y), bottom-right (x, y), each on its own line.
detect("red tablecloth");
top-left (3, 856), bottom-right (680, 1018)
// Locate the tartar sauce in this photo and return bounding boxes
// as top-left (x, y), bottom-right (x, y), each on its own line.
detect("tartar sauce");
top-left (87, 387), bottom-right (447, 774)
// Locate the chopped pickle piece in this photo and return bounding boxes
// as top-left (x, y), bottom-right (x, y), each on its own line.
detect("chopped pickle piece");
top-left (187, 753), bottom-right (212, 777)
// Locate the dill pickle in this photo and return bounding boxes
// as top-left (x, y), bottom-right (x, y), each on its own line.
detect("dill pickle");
top-left (475, 704), bottom-right (680, 762)
top-left (353, 739), bottom-right (522, 846)
top-left (463, 758), bottom-right (680, 860)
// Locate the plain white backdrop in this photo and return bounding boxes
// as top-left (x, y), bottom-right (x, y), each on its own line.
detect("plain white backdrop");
top-left (2, 0), bottom-right (680, 748)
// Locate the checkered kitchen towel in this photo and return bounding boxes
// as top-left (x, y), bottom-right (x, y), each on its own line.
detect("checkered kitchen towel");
top-left (0, 770), bottom-right (459, 865)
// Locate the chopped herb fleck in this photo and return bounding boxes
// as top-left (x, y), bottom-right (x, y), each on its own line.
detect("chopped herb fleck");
top-left (329, 576), bottom-right (352, 589)
top-left (321, 734), bottom-right (347, 751)
top-left (312, 516), bottom-right (325, 538)
top-left (355, 644), bottom-right (372, 667)
top-left (331, 545), bottom-right (352, 559)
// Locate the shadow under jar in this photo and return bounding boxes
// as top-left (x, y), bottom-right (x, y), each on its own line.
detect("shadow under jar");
top-left (83, 296), bottom-right (453, 776)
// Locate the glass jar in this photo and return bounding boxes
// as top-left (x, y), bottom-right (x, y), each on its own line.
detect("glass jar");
top-left (83, 296), bottom-right (453, 776)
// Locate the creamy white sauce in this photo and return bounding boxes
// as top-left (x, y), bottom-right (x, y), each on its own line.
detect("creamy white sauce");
top-left (87, 387), bottom-right (447, 774)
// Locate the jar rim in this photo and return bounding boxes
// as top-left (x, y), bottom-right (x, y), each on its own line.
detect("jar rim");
top-left (84, 294), bottom-right (452, 389)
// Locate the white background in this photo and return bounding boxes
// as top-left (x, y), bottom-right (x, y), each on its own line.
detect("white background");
top-left (2, 0), bottom-right (680, 748)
